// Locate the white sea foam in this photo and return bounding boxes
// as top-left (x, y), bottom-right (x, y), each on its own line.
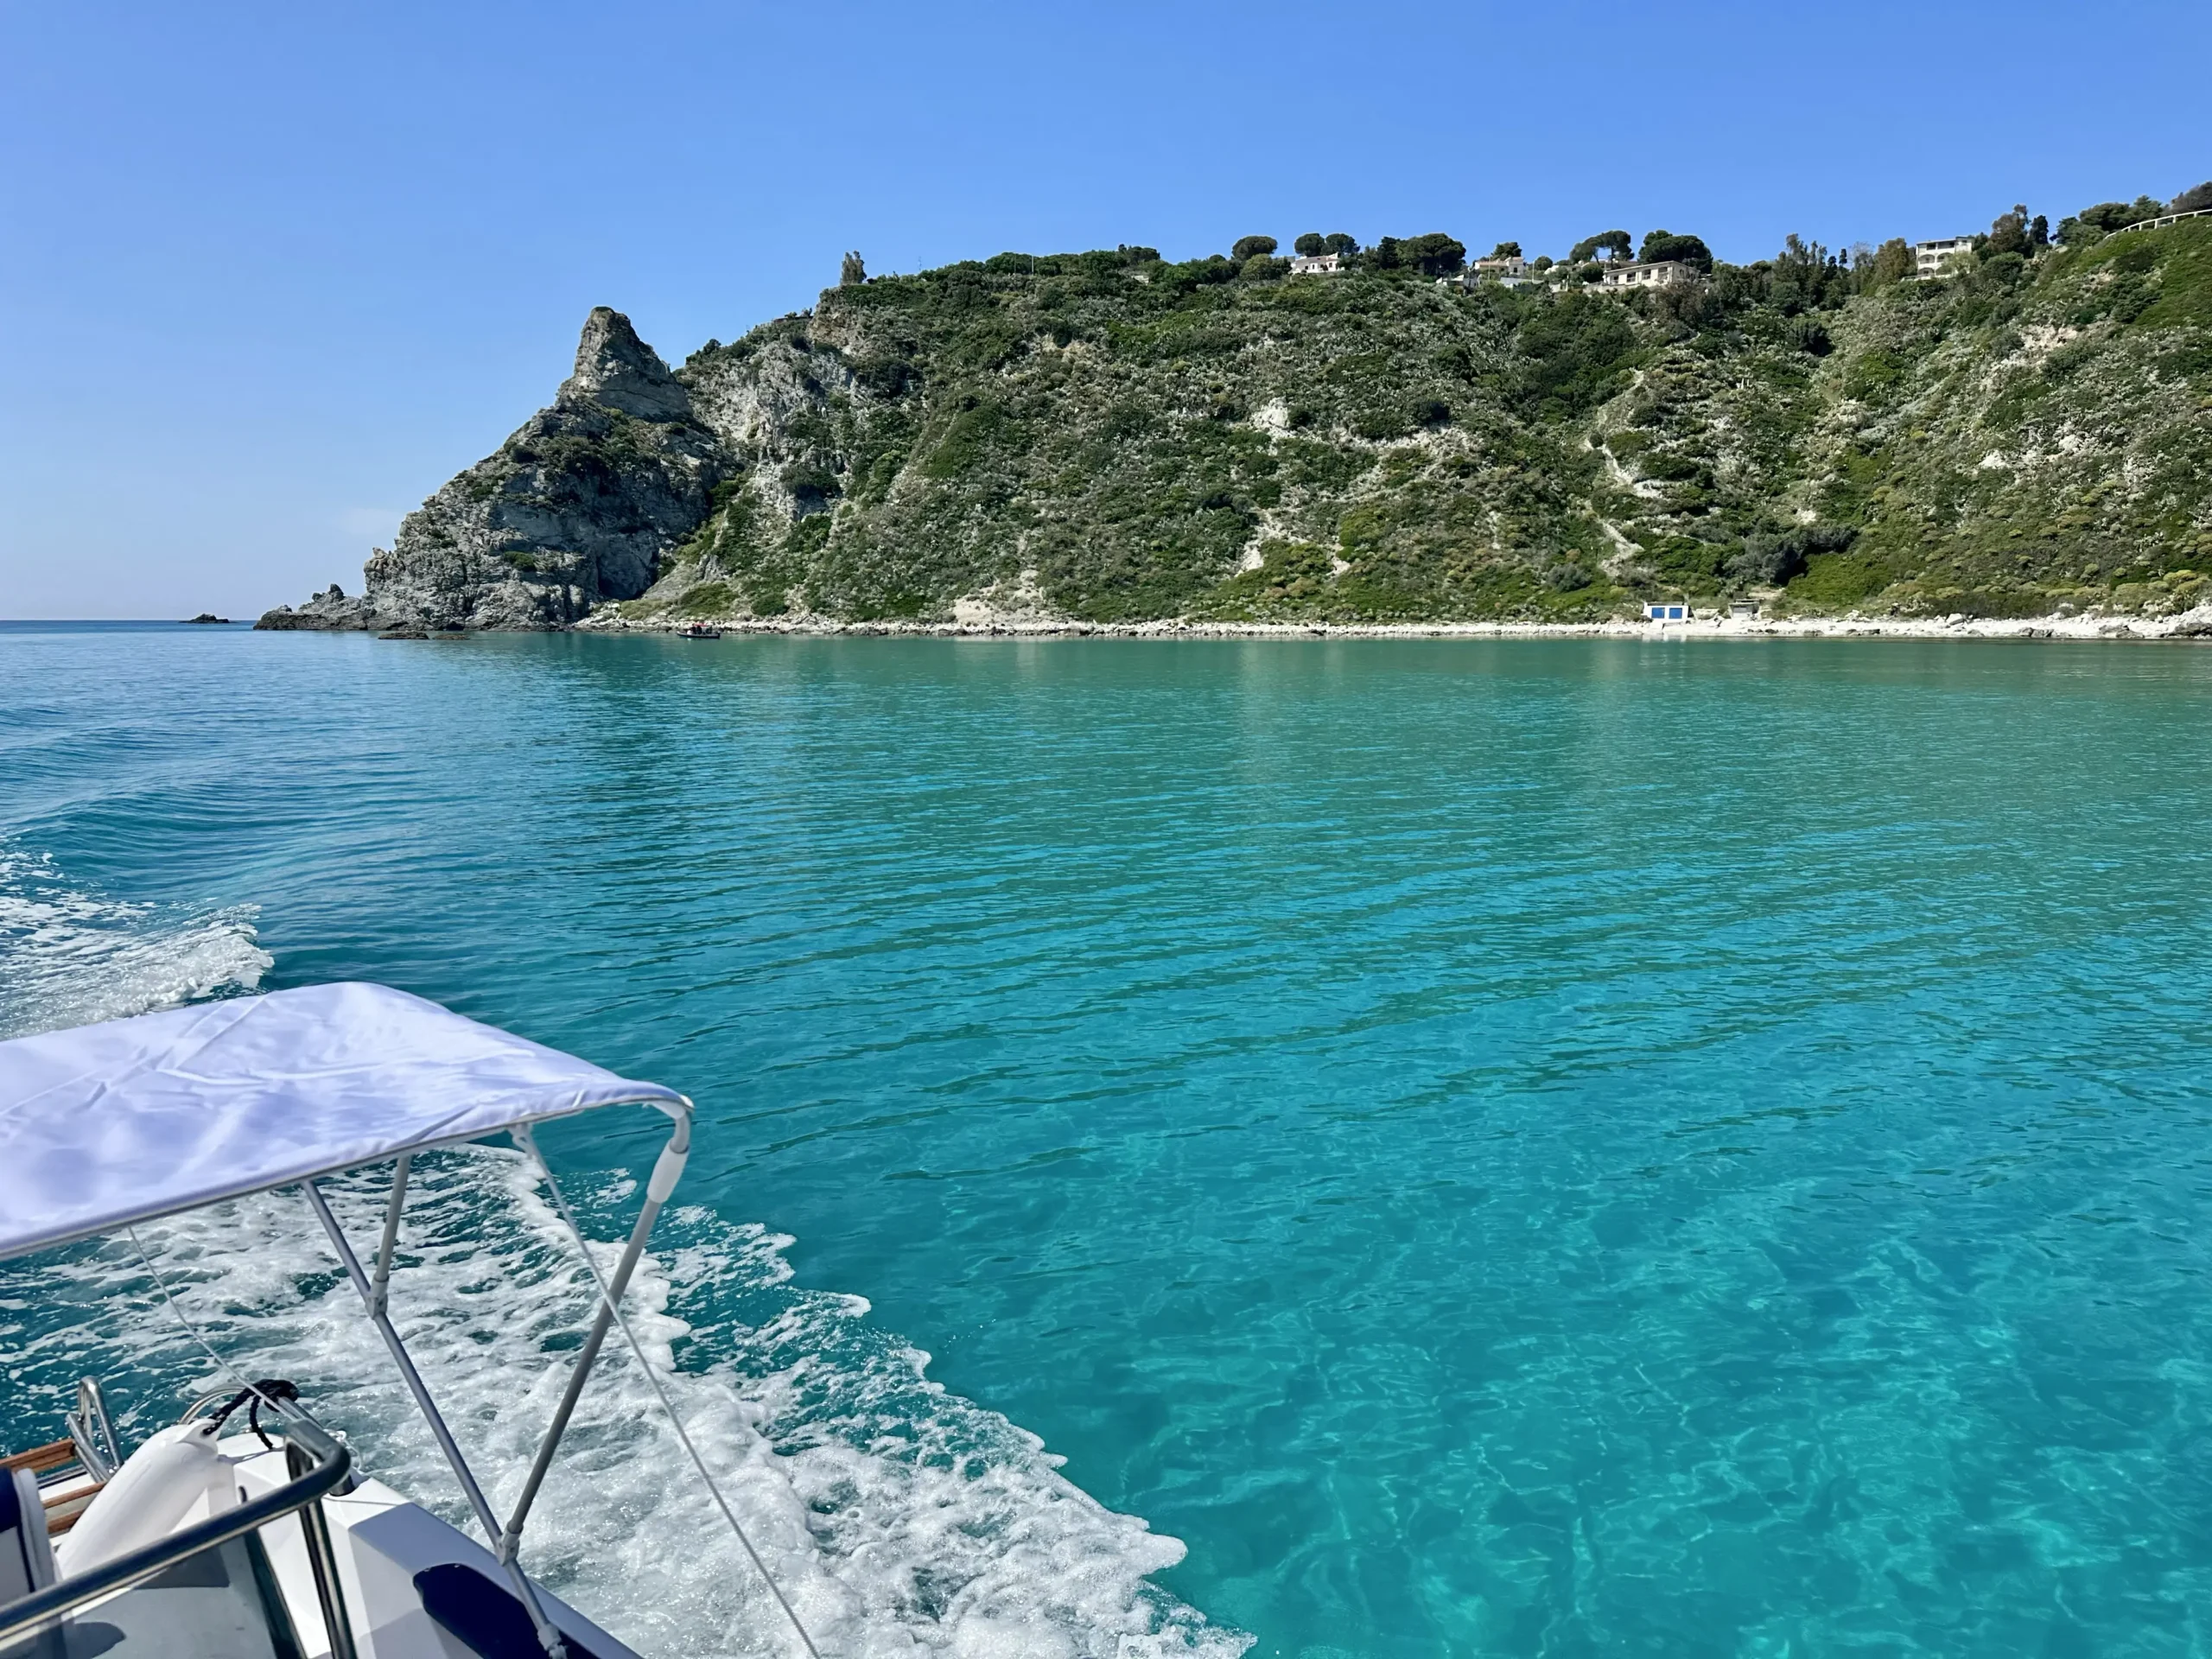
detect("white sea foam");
top-left (0, 847), bottom-right (271, 1039)
top-left (29, 1151), bottom-right (1249, 1659)
top-left (0, 846), bottom-right (1243, 1654)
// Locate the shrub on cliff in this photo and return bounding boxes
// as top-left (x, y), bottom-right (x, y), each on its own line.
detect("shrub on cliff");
top-left (1861, 238), bottom-right (1915, 288)
top-left (1365, 233), bottom-right (1465, 278)
top-left (2058, 196), bottom-right (2166, 244)
top-left (1569, 231), bottom-right (1633, 264)
top-left (1638, 231), bottom-right (1713, 270)
top-left (1730, 525), bottom-right (1856, 588)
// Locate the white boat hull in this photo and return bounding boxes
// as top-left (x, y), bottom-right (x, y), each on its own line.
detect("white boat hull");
top-left (232, 1434), bottom-right (640, 1659)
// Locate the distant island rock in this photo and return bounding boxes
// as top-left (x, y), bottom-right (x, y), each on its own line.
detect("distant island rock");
top-left (261, 205), bottom-right (2212, 632)
top-left (182, 613), bottom-right (232, 625)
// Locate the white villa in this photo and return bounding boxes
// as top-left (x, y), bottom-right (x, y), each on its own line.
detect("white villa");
top-left (1289, 252), bottom-right (1345, 276)
top-left (1456, 255), bottom-right (1541, 290)
top-left (1601, 260), bottom-right (1698, 290)
top-left (1911, 236), bottom-right (1976, 278)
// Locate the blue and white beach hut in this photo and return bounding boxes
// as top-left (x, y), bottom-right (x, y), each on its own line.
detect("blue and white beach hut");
top-left (1643, 602), bottom-right (1691, 622)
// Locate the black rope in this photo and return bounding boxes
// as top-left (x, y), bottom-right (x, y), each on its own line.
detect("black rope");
top-left (210, 1378), bottom-right (301, 1447)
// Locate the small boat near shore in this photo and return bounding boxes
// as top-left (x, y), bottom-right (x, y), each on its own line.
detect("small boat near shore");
top-left (677, 624), bottom-right (722, 640)
top-left (0, 983), bottom-right (817, 1659)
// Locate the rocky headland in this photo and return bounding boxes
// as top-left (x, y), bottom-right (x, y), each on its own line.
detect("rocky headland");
top-left (261, 307), bottom-right (721, 632)
top-left (262, 209), bottom-right (2212, 636)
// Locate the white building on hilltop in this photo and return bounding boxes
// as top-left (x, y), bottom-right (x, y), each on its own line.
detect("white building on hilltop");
top-left (1456, 256), bottom-right (1541, 290)
top-left (1601, 260), bottom-right (1698, 290)
top-left (1288, 252), bottom-right (1344, 276)
top-left (1912, 236), bottom-right (1976, 278)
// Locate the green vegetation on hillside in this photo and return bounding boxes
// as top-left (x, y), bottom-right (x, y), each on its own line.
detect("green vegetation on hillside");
top-left (414, 190), bottom-right (2212, 629)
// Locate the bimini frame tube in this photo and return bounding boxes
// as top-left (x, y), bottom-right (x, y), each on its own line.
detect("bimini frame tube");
top-left (305, 1178), bottom-right (572, 1659)
top-left (498, 1109), bottom-right (691, 1563)
top-left (365, 1151), bottom-right (410, 1319)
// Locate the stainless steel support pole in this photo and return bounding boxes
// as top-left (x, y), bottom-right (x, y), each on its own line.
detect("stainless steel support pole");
top-left (304, 1180), bottom-right (570, 1659)
top-left (286, 1438), bottom-right (362, 1659)
top-left (498, 1116), bottom-right (690, 1566)
top-left (366, 1153), bottom-right (410, 1320)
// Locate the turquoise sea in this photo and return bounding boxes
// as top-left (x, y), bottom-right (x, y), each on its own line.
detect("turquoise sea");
top-left (5, 622), bottom-right (2212, 1657)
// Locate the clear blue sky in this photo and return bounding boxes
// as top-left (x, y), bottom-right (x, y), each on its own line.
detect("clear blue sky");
top-left (5, 0), bottom-right (2207, 619)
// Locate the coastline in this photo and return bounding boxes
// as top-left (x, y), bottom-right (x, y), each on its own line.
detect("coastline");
top-left (574, 603), bottom-right (2212, 644)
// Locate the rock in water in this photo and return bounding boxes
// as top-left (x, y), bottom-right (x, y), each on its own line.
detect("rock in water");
top-left (255, 584), bottom-right (378, 630)
top-left (257, 308), bottom-right (722, 632)
top-left (182, 613), bottom-right (232, 624)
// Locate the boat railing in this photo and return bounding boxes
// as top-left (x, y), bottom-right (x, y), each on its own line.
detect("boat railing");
top-left (65, 1378), bottom-right (120, 1484)
top-left (0, 1408), bottom-right (356, 1657)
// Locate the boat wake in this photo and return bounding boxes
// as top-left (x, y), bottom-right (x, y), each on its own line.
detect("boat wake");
top-left (0, 846), bottom-right (270, 1039)
top-left (0, 846), bottom-right (1246, 1655)
top-left (10, 1150), bottom-right (1245, 1659)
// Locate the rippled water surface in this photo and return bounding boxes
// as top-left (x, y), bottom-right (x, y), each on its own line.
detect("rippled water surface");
top-left (6, 623), bottom-right (2212, 1656)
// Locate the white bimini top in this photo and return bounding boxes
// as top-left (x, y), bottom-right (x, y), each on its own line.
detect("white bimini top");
top-left (0, 982), bottom-right (686, 1260)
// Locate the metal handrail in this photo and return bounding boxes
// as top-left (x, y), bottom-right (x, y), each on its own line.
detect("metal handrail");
top-left (287, 1436), bottom-right (360, 1659)
top-left (65, 1379), bottom-right (120, 1483)
top-left (0, 1414), bottom-right (353, 1648)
